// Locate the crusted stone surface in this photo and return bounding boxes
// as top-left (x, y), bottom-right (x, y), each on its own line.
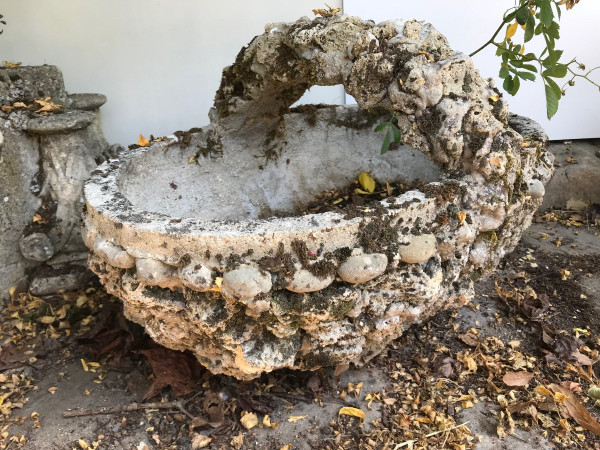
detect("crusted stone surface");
top-left (84, 15), bottom-right (554, 379)
top-left (0, 65), bottom-right (122, 301)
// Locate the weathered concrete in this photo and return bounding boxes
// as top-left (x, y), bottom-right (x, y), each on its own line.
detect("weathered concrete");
top-left (0, 65), bottom-right (122, 301)
top-left (84, 15), bottom-right (553, 379)
top-left (542, 140), bottom-right (600, 210)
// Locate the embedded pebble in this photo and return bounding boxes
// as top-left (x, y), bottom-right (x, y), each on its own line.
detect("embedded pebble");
top-left (19, 232), bottom-right (55, 261)
top-left (469, 238), bottom-right (490, 267)
top-left (222, 264), bottom-right (272, 298)
top-left (179, 262), bottom-right (213, 292)
top-left (136, 258), bottom-right (180, 288)
top-left (456, 223), bottom-right (476, 244)
top-left (527, 179), bottom-right (545, 199)
top-left (398, 234), bottom-right (437, 263)
top-left (337, 253), bottom-right (388, 284)
top-left (286, 266), bottom-right (334, 293)
top-left (94, 236), bottom-right (135, 268)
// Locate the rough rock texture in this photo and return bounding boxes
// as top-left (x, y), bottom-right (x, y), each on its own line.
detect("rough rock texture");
top-left (0, 65), bottom-right (122, 301)
top-left (84, 15), bottom-right (554, 379)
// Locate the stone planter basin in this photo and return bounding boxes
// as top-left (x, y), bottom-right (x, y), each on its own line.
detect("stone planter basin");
top-left (83, 15), bottom-right (553, 379)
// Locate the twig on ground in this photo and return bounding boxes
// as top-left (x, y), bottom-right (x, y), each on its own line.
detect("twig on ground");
top-left (63, 400), bottom-right (194, 419)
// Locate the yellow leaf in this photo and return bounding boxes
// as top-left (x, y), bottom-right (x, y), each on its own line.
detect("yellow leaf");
top-left (34, 98), bottom-right (61, 113)
top-left (4, 61), bottom-right (22, 68)
top-left (457, 211), bottom-right (466, 226)
top-left (39, 316), bottom-right (56, 324)
top-left (208, 277), bottom-right (223, 292)
top-left (78, 439), bottom-right (89, 450)
top-left (519, 46), bottom-right (525, 55)
top-left (489, 95), bottom-right (500, 102)
top-left (32, 213), bottom-right (46, 224)
top-left (554, 392), bottom-right (568, 403)
top-left (358, 172), bottom-right (375, 193)
top-left (506, 22), bottom-right (518, 40)
top-left (240, 411), bottom-right (258, 429)
top-left (535, 385), bottom-right (553, 396)
top-left (48, 387), bottom-right (57, 394)
top-left (138, 134), bottom-right (150, 147)
top-left (312, 7), bottom-right (341, 17)
top-left (81, 359), bottom-right (89, 372)
top-left (280, 445), bottom-right (292, 450)
top-left (338, 406), bottom-right (366, 421)
top-left (287, 415), bottom-right (307, 422)
top-left (263, 415), bottom-right (272, 427)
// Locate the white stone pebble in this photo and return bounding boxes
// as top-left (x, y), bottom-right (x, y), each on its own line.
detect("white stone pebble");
top-left (286, 266), bottom-right (334, 293)
top-left (527, 179), bottom-right (545, 199)
top-left (221, 264), bottom-right (272, 299)
top-left (179, 262), bottom-right (213, 292)
top-left (398, 234), bottom-right (437, 263)
top-left (337, 253), bottom-right (388, 284)
top-left (94, 236), bottom-right (135, 269)
top-left (136, 258), bottom-right (180, 288)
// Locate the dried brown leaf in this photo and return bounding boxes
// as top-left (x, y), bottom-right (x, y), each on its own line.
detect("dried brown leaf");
top-left (550, 384), bottom-right (600, 435)
top-left (502, 371), bottom-right (534, 387)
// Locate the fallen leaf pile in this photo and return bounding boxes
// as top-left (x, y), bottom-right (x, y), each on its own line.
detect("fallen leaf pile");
top-left (0, 97), bottom-right (62, 115)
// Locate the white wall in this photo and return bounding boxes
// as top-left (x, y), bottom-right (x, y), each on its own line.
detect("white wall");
top-left (1, 1), bottom-right (598, 142)
top-left (344, 0), bottom-right (600, 140)
top-left (0, 0), bottom-right (344, 145)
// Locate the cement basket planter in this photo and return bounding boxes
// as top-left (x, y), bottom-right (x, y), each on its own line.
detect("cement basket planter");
top-left (83, 15), bottom-right (553, 379)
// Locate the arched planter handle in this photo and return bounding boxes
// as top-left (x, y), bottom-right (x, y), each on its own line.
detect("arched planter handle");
top-left (213, 15), bottom-right (514, 174)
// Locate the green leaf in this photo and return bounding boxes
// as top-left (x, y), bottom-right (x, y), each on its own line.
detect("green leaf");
top-left (503, 76), bottom-right (514, 94)
top-left (521, 64), bottom-right (538, 73)
top-left (521, 52), bottom-right (537, 62)
top-left (539, 0), bottom-right (554, 28)
top-left (524, 13), bottom-right (536, 42)
top-left (380, 130), bottom-right (391, 155)
top-left (391, 123), bottom-right (401, 144)
top-left (518, 71), bottom-right (536, 81)
top-left (504, 10), bottom-right (518, 22)
top-left (542, 49), bottom-right (563, 68)
top-left (516, 7), bottom-right (530, 25)
top-left (499, 66), bottom-right (510, 79)
top-left (374, 122), bottom-right (388, 133)
top-left (543, 63), bottom-right (568, 78)
top-left (510, 75), bottom-right (521, 95)
top-left (511, 58), bottom-right (524, 68)
top-left (545, 76), bottom-right (562, 99)
top-left (535, 22), bottom-right (544, 35)
top-left (544, 82), bottom-right (560, 119)
top-left (546, 21), bottom-right (560, 39)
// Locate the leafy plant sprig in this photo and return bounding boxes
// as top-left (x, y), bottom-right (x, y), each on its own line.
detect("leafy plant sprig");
top-left (471, 0), bottom-right (599, 119)
top-left (374, 113), bottom-right (401, 154)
